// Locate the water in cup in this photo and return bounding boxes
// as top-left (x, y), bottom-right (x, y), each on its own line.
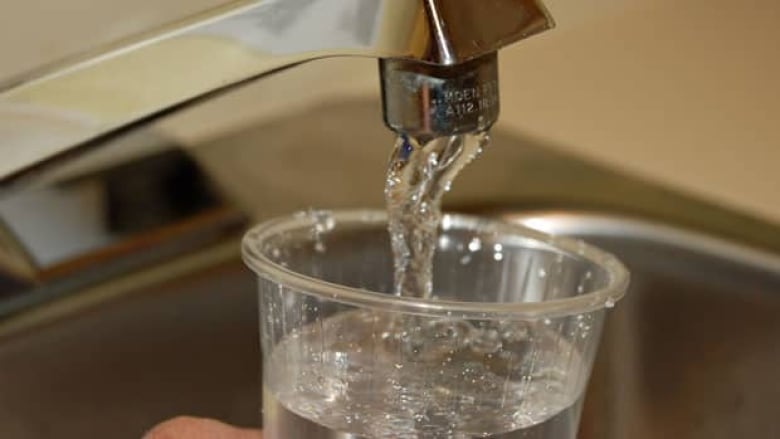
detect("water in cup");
top-left (264, 309), bottom-right (589, 438)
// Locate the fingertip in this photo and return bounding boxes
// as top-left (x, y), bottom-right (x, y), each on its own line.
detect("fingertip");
top-left (143, 416), bottom-right (261, 439)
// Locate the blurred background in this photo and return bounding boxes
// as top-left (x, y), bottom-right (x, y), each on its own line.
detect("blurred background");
top-left (3, 0), bottom-right (779, 221)
top-left (0, 1), bottom-right (778, 438)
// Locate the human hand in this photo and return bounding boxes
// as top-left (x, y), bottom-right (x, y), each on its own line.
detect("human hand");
top-left (143, 417), bottom-right (262, 439)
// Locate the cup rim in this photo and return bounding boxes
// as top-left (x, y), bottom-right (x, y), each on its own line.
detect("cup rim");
top-left (242, 209), bottom-right (629, 319)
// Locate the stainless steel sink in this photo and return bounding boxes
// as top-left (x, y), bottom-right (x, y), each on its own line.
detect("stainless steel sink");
top-left (0, 101), bottom-right (778, 438)
top-left (502, 212), bottom-right (780, 439)
top-left (0, 209), bottom-right (777, 438)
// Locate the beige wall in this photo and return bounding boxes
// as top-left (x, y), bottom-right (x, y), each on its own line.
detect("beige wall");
top-left (3, 0), bottom-right (779, 223)
top-left (507, 0), bottom-right (780, 224)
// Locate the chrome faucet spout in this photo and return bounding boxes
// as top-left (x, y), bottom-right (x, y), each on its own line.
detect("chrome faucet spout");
top-left (0, 0), bottom-right (553, 184)
top-left (381, 53), bottom-right (501, 139)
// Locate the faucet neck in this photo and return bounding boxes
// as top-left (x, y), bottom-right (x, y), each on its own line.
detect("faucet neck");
top-left (417, 0), bottom-right (554, 65)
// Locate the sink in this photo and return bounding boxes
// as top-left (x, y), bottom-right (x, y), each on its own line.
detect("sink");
top-left (0, 209), bottom-right (777, 438)
top-left (0, 100), bottom-right (778, 438)
top-left (502, 211), bottom-right (780, 439)
top-left (0, 248), bottom-right (259, 438)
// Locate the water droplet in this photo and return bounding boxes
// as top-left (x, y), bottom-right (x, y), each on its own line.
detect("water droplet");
top-left (318, 217), bottom-right (335, 233)
top-left (493, 243), bottom-right (503, 252)
top-left (493, 252), bottom-right (504, 261)
top-left (314, 241), bottom-right (326, 253)
top-left (468, 237), bottom-right (482, 252)
top-left (538, 268), bottom-right (547, 278)
top-left (427, 152), bottom-right (439, 166)
top-left (460, 254), bottom-right (472, 265)
top-left (605, 298), bottom-right (615, 308)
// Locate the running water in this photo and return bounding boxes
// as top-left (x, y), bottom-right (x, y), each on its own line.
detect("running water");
top-left (262, 132), bottom-right (590, 438)
top-left (385, 132), bottom-right (489, 298)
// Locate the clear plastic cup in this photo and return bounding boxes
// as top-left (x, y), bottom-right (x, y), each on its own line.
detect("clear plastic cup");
top-left (242, 210), bottom-right (629, 439)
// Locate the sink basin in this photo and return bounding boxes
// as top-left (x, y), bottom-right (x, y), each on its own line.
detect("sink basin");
top-left (502, 211), bottom-right (780, 439)
top-left (0, 209), bottom-right (777, 438)
top-left (0, 100), bottom-right (777, 438)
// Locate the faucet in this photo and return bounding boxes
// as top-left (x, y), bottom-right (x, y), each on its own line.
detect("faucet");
top-left (0, 0), bottom-right (554, 296)
top-left (0, 0), bottom-right (553, 185)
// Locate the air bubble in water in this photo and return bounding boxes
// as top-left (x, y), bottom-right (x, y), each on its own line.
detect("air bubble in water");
top-left (469, 329), bottom-right (503, 354)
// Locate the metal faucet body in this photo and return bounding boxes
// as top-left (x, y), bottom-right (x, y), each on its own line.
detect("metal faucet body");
top-left (0, 0), bottom-right (553, 184)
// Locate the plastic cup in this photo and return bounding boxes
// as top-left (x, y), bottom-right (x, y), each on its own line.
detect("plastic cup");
top-left (242, 210), bottom-right (629, 438)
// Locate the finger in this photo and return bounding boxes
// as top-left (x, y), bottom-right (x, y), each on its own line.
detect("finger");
top-left (143, 416), bottom-right (262, 439)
